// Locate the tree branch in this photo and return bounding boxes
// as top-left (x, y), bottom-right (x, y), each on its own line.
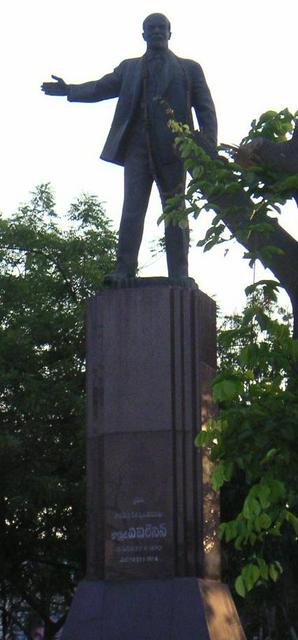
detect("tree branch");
top-left (237, 120), bottom-right (298, 174)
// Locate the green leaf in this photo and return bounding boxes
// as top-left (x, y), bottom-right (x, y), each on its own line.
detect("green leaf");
top-left (275, 175), bottom-right (298, 191)
top-left (242, 564), bottom-right (261, 591)
top-left (194, 430), bottom-right (213, 447)
top-left (249, 533), bottom-right (257, 545)
top-left (258, 484), bottom-right (271, 509)
top-left (213, 378), bottom-right (243, 402)
top-left (261, 449), bottom-right (278, 465)
top-left (269, 563), bottom-right (279, 582)
top-left (270, 480), bottom-right (286, 502)
top-left (259, 110), bottom-right (278, 123)
top-left (261, 245), bottom-right (285, 257)
top-left (257, 559), bottom-right (269, 580)
top-left (243, 495), bottom-right (262, 519)
top-left (222, 521), bottom-right (237, 542)
top-left (211, 463), bottom-right (225, 490)
top-left (285, 511), bottom-right (298, 535)
top-left (256, 512), bottom-right (272, 530)
top-left (245, 280), bottom-right (281, 297)
top-left (235, 575), bottom-right (246, 598)
top-left (192, 166), bottom-right (204, 179)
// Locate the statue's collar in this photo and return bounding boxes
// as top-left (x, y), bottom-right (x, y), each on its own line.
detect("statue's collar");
top-left (145, 49), bottom-right (170, 62)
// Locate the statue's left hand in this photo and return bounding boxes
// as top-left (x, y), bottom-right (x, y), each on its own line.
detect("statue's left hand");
top-left (41, 75), bottom-right (68, 96)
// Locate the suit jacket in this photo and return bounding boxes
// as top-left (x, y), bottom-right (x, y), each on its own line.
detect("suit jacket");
top-left (67, 50), bottom-right (217, 167)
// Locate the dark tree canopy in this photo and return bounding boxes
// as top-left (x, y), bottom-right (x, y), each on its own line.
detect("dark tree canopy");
top-left (0, 185), bottom-right (117, 639)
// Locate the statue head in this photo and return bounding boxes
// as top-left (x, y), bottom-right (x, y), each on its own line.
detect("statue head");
top-left (142, 13), bottom-right (171, 51)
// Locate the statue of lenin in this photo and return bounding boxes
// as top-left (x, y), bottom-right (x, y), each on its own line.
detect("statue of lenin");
top-left (42, 13), bottom-right (217, 285)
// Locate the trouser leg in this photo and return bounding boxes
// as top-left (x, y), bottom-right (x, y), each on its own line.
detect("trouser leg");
top-left (156, 162), bottom-right (189, 279)
top-left (116, 142), bottom-right (153, 276)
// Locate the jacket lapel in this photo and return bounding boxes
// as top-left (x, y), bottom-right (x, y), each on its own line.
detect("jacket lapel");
top-left (158, 51), bottom-right (181, 95)
top-left (130, 57), bottom-right (145, 110)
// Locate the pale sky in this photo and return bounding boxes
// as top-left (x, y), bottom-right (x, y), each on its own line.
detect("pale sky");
top-left (2, 0), bottom-right (297, 314)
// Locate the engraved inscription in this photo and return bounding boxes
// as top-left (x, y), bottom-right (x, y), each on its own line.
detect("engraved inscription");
top-left (111, 523), bottom-right (167, 541)
top-left (111, 498), bottom-right (168, 566)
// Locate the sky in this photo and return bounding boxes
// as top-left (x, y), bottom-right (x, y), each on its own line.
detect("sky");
top-left (1, 0), bottom-right (297, 315)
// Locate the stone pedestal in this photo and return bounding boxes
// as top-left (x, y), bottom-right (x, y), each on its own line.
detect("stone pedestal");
top-left (61, 284), bottom-right (245, 639)
top-left (86, 285), bottom-right (219, 581)
top-left (61, 578), bottom-right (245, 640)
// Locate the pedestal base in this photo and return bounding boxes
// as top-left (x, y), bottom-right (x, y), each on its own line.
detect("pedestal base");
top-left (61, 578), bottom-right (245, 640)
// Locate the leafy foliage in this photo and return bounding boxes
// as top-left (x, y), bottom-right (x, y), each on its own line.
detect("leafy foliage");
top-left (197, 293), bottom-right (298, 637)
top-left (241, 109), bottom-right (297, 144)
top-left (0, 185), bottom-right (117, 638)
top-left (197, 294), bottom-right (298, 591)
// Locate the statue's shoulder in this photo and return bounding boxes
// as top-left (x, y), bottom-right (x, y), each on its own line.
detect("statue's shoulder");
top-left (169, 51), bottom-right (202, 73)
top-left (175, 55), bottom-right (202, 69)
top-left (117, 56), bottom-right (143, 68)
top-left (113, 56), bottom-right (143, 78)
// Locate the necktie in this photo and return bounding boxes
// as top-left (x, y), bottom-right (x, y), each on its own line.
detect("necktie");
top-left (147, 54), bottom-right (165, 97)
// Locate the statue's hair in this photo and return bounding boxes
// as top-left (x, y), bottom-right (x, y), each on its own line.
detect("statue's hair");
top-left (143, 13), bottom-right (171, 31)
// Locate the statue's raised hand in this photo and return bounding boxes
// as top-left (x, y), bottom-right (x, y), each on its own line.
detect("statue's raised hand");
top-left (41, 75), bottom-right (68, 96)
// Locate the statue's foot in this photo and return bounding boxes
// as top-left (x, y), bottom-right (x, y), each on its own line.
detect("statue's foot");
top-left (103, 270), bottom-right (136, 287)
top-left (169, 275), bottom-right (198, 289)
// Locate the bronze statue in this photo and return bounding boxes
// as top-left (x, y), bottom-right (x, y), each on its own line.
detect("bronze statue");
top-left (42, 13), bottom-right (217, 284)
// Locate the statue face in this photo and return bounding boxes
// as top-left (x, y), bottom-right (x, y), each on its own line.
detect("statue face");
top-left (142, 14), bottom-right (171, 51)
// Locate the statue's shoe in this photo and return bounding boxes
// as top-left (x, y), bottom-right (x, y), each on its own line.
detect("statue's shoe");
top-left (103, 271), bottom-right (136, 287)
top-left (169, 275), bottom-right (198, 289)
